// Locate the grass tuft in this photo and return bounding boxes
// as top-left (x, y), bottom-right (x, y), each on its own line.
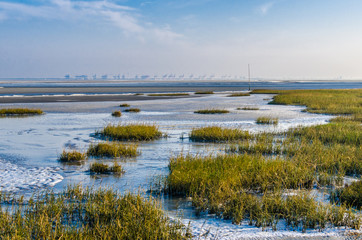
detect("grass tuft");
top-left (124, 108), bottom-right (141, 113)
top-left (87, 142), bottom-right (138, 158)
top-left (194, 109), bottom-right (229, 114)
top-left (237, 107), bottom-right (260, 110)
top-left (148, 93), bottom-right (189, 96)
top-left (195, 91), bottom-right (214, 94)
top-left (119, 103), bottom-right (130, 107)
top-left (190, 126), bottom-right (251, 142)
top-left (256, 116), bottom-right (279, 125)
top-left (0, 108), bottom-right (43, 116)
top-left (59, 150), bottom-right (87, 162)
top-left (89, 162), bottom-right (124, 174)
top-left (111, 110), bottom-right (122, 117)
top-left (331, 180), bottom-right (362, 210)
top-left (227, 92), bottom-right (250, 97)
top-left (98, 124), bottom-right (163, 141)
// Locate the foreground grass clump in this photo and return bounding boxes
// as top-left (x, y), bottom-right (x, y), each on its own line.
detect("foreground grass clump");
top-left (194, 109), bottom-right (229, 114)
top-left (331, 180), bottom-right (362, 210)
top-left (124, 108), bottom-right (141, 113)
top-left (190, 126), bottom-right (251, 142)
top-left (164, 154), bottom-right (360, 230)
top-left (90, 162), bottom-right (124, 174)
top-left (195, 91), bottom-right (214, 94)
top-left (166, 154), bottom-right (314, 195)
top-left (227, 92), bottom-right (250, 97)
top-left (237, 107), bottom-right (259, 110)
top-left (256, 116), bottom-right (279, 125)
top-left (148, 93), bottom-right (189, 96)
top-left (0, 186), bottom-right (189, 239)
top-left (119, 103), bottom-right (130, 107)
top-left (98, 124), bottom-right (163, 141)
top-left (111, 110), bottom-right (122, 117)
top-left (59, 150), bottom-right (87, 162)
top-left (0, 108), bottom-right (43, 116)
top-left (251, 89), bottom-right (362, 121)
top-left (87, 142), bottom-right (138, 158)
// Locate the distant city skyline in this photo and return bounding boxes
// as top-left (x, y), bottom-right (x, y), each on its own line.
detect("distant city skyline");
top-left (1, 0), bottom-right (362, 79)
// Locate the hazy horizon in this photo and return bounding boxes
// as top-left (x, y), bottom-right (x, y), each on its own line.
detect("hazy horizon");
top-left (1, 0), bottom-right (362, 79)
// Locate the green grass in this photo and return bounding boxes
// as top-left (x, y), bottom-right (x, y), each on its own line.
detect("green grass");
top-left (59, 150), bottom-right (87, 162)
top-left (237, 107), bottom-right (260, 110)
top-left (119, 103), bottom-right (130, 107)
top-left (148, 93), bottom-right (190, 96)
top-left (0, 108), bottom-right (43, 116)
top-left (195, 91), bottom-right (214, 94)
top-left (251, 89), bottom-right (362, 122)
top-left (189, 126), bottom-right (251, 142)
top-left (98, 124), bottom-right (163, 141)
top-left (194, 109), bottom-right (230, 114)
top-left (87, 142), bottom-right (139, 158)
top-left (227, 92), bottom-right (250, 97)
top-left (0, 186), bottom-right (189, 239)
top-left (124, 108), bottom-right (141, 113)
top-left (89, 162), bottom-right (124, 174)
top-left (164, 154), bottom-right (360, 230)
top-left (256, 116), bottom-right (279, 125)
top-left (331, 180), bottom-right (362, 210)
top-left (111, 110), bottom-right (122, 117)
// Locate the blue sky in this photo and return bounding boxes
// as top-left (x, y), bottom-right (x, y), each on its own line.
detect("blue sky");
top-left (1, 0), bottom-right (362, 79)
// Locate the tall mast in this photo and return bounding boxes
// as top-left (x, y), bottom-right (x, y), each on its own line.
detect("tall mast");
top-left (248, 64), bottom-right (251, 91)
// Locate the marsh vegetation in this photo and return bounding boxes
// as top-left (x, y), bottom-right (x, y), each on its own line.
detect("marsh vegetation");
top-left (190, 126), bottom-right (251, 142)
top-left (194, 109), bottom-right (229, 114)
top-left (227, 92), bottom-right (250, 97)
top-left (256, 117), bottom-right (279, 125)
top-left (0, 186), bottom-right (189, 239)
top-left (162, 89), bottom-right (362, 231)
top-left (59, 150), bottom-right (87, 162)
top-left (89, 162), bottom-right (124, 174)
top-left (237, 107), bottom-right (260, 110)
top-left (0, 108), bottom-right (43, 116)
top-left (124, 108), bottom-right (141, 113)
top-left (194, 91), bottom-right (214, 94)
top-left (98, 124), bottom-right (163, 141)
top-left (148, 93), bottom-right (190, 96)
top-left (87, 142), bottom-right (138, 158)
top-left (111, 110), bottom-right (122, 117)
top-left (119, 103), bottom-right (130, 107)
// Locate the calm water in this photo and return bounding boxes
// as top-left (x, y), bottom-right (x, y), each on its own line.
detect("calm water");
top-left (0, 91), bottom-right (359, 238)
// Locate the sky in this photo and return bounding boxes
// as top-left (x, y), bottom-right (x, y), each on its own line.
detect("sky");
top-left (0, 0), bottom-right (362, 79)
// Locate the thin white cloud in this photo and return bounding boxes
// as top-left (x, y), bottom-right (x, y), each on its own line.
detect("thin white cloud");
top-left (0, 0), bottom-right (183, 43)
top-left (259, 1), bottom-right (275, 15)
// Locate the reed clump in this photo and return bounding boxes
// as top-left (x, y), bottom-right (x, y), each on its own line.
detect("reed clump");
top-left (124, 108), bottom-right (141, 113)
top-left (148, 93), bottom-right (189, 96)
top-left (227, 92), bottom-right (250, 97)
top-left (256, 117), bottom-right (279, 125)
top-left (237, 107), bottom-right (259, 110)
top-left (194, 109), bottom-right (229, 114)
top-left (98, 124), bottom-right (163, 141)
top-left (87, 142), bottom-right (138, 158)
top-left (120, 103), bottom-right (130, 107)
top-left (164, 154), bottom-right (360, 230)
top-left (189, 126), bottom-right (251, 142)
top-left (331, 180), bottom-right (362, 210)
top-left (111, 110), bottom-right (122, 117)
top-left (59, 150), bottom-right (87, 162)
top-left (90, 162), bottom-right (124, 174)
top-left (0, 108), bottom-right (43, 116)
top-left (0, 186), bottom-right (189, 239)
top-left (195, 91), bottom-right (214, 94)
